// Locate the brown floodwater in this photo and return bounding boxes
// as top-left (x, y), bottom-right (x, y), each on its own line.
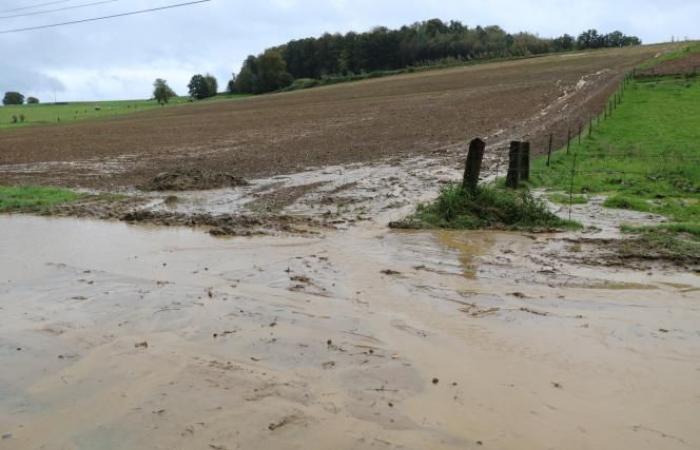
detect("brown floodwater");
top-left (1, 215), bottom-right (699, 450)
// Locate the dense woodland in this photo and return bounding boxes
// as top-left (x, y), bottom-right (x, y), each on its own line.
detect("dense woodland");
top-left (228, 19), bottom-right (641, 94)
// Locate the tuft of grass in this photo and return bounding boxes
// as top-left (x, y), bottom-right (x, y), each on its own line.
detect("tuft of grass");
top-left (621, 222), bottom-right (700, 239)
top-left (0, 185), bottom-right (83, 212)
top-left (616, 230), bottom-right (700, 264)
top-left (548, 193), bottom-right (588, 205)
top-left (603, 195), bottom-right (651, 212)
top-left (392, 184), bottom-right (580, 231)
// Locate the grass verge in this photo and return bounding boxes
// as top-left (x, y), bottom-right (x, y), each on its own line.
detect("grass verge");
top-left (391, 184), bottom-right (580, 231)
top-left (616, 231), bottom-right (700, 264)
top-left (0, 186), bottom-right (83, 212)
top-left (636, 42), bottom-right (700, 70)
top-left (532, 76), bottom-right (699, 221)
top-left (531, 74), bottom-right (699, 263)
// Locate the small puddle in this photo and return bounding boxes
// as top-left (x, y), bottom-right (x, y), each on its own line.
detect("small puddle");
top-left (433, 230), bottom-right (496, 279)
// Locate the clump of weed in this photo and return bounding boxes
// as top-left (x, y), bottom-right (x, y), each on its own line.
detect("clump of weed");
top-left (621, 222), bottom-right (700, 239)
top-left (0, 185), bottom-right (83, 212)
top-left (603, 195), bottom-right (651, 212)
top-left (617, 231), bottom-right (700, 264)
top-left (391, 184), bottom-right (579, 231)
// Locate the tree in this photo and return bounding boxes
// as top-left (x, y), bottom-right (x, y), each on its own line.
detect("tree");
top-left (234, 56), bottom-right (257, 93)
top-left (227, 74), bottom-right (237, 94)
top-left (204, 74), bottom-right (218, 97)
top-left (553, 34), bottom-right (575, 51)
top-left (234, 50), bottom-right (292, 94)
top-left (577, 29), bottom-right (604, 49)
top-left (188, 74), bottom-right (210, 99)
top-left (27, 97), bottom-right (40, 104)
top-left (3, 92), bottom-right (24, 105)
top-left (605, 31), bottom-right (625, 48)
top-left (153, 79), bottom-right (176, 104)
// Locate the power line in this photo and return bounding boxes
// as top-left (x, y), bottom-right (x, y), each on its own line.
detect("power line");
top-left (0, 0), bottom-right (211, 34)
top-left (0, 1), bottom-right (72, 14)
top-left (0, 0), bottom-right (119, 19)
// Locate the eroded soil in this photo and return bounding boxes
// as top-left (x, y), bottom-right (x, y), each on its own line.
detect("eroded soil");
top-left (1, 44), bottom-right (697, 450)
top-left (0, 46), bottom-right (667, 189)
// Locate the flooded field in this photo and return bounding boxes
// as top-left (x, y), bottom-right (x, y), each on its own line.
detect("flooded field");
top-left (2, 213), bottom-right (698, 450)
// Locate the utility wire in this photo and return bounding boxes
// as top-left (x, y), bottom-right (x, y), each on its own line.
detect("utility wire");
top-left (0, 1), bottom-right (72, 14)
top-left (0, 0), bottom-right (211, 34)
top-left (0, 0), bottom-right (119, 19)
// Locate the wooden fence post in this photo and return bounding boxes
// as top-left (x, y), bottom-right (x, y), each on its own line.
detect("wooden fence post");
top-left (546, 133), bottom-right (553, 167)
top-left (578, 123), bottom-right (582, 145)
top-left (519, 142), bottom-right (530, 181)
top-left (589, 116), bottom-right (593, 138)
top-left (506, 141), bottom-right (521, 189)
top-left (566, 128), bottom-right (571, 154)
top-left (462, 138), bottom-right (486, 193)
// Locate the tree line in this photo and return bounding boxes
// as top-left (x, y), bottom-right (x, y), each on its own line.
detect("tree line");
top-left (227, 19), bottom-right (642, 94)
top-left (2, 92), bottom-right (39, 105)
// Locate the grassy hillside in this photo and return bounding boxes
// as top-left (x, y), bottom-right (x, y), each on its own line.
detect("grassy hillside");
top-left (531, 76), bottom-right (699, 226)
top-left (0, 94), bottom-right (248, 129)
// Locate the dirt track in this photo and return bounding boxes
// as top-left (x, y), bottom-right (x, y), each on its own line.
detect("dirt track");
top-left (0, 46), bottom-right (665, 189)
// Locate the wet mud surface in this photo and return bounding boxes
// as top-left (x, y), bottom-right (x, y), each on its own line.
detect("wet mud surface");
top-left (2, 44), bottom-right (698, 449)
top-left (2, 149), bottom-right (698, 449)
top-left (141, 169), bottom-right (249, 192)
top-left (1, 215), bottom-right (698, 450)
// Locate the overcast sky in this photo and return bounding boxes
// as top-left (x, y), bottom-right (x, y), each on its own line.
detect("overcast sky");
top-left (0, 0), bottom-right (697, 102)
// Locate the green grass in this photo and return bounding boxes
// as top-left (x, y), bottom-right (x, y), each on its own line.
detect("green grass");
top-left (637, 42), bottom-right (700, 70)
top-left (548, 193), bottom-right (588, 205)
top-left (0, 185), bottom-right (83, 212)
top-left (616, 231), bottom-right (700, 263)
top-left (621, 223), bottom-right (700, 239)
top-left (603, 195), bottom-right (651, 212)
top-left (392, 184), bottom-right (580, 231)
top-left (0, 94), bottom-right (249, 129)
top-left (532, 77), bottom-right (700, 226)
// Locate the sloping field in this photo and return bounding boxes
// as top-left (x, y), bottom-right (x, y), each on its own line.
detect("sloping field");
top-left (0, 46), bottom-right (667, 189)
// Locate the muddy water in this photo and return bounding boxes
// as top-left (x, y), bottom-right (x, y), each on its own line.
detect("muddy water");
top-left (1, 215), bottom-right (699, 450)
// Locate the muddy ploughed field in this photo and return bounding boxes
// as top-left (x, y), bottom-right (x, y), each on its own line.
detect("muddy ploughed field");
top-left (2, 44), bottom-right (699, 450)
top-left (0, 46), bottom-right (663, 190)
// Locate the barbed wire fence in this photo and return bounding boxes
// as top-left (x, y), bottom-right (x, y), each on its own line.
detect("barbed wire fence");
top-left (464, 70), bottom-right (697, 219)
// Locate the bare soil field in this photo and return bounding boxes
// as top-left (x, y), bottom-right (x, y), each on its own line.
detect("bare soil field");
top-left (0, 46), bottom-right (665, 189)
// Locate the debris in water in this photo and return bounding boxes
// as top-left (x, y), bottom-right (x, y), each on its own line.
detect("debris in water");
top-left (134, 341), bottom-right (149, 349)
top-left (381, 269), bottom-right (401, 276)
top-left (268, 416), bottom-right (293, 431)
top-left (432, 378), bottom-right (440, 385)
top-left (520, 307), bottom-right (549, 317)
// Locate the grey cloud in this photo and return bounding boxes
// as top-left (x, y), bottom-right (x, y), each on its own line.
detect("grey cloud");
top-left (0, 0), bottom-right (697, 101)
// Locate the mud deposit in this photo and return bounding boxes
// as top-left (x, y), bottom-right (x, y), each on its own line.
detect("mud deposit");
top-left (1, 215), bottom-right (699, 450)
top-left (142, 169), bottom-right (249, 192)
